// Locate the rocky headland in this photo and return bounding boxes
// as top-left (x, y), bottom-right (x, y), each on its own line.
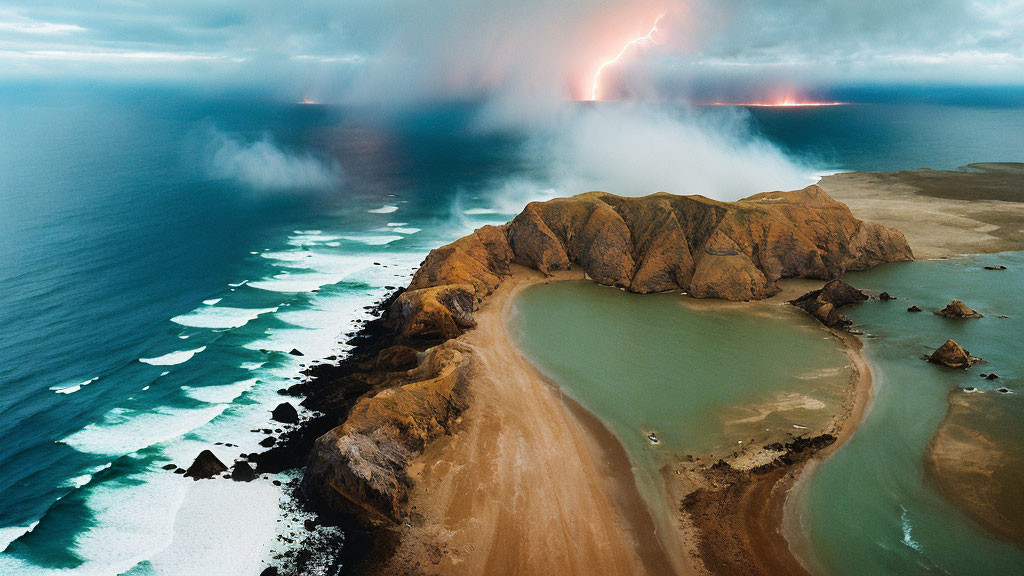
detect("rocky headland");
top-left (294, 185), bottom-right (911, 575)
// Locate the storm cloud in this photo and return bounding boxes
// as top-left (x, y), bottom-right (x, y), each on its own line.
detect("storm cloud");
top-left (1, 1), bottom-right (1021, 101)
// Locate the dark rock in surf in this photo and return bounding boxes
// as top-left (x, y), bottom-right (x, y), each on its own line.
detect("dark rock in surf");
top-left (878, 292), bottom-right (895, 301)
top-left (184, 450), bottom-right (228, 480)
top-left (231, 461), bottom-right (256, 482)
top-left (908, 305), bottom-right (922, 312)
top-left (271, 402), bottom-right (299, 424)
top-left (289, 348), bottom-right (304, 356)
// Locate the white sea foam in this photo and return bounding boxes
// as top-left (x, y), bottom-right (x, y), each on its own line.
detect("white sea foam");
top-left (287, 232), bottom-right (343, 247)
top-left (65, 470), bottom-right (189, 575)
top-left (325, 241), bottom-right (340, 247)
top-left (900, 505), bottom-right (923, 552)
top-left (139, 347), bottom-right (207, 366)
top-left (0, 521), bottom-right (39, 554)
top-left (62, 404), bottom-right (228, 456)
top-left (367, 205), bottom-right (399, 213)
top-left (182, 378), bottom-right (259, 404)
top-left (463, 207), bottom-right (499, 214)
top-left (249, 272), bottom-right (348, 293)
top-left (375, 226), bottom-right (420, 234)
top-left (202, 298), bottom-right (222, 305)
top-left (250, 254), bottom-right (373, 292)
top-left (63, 463), bottom-right (112, 490)
top-left (143, 477), bottom-right (281, 576)
top-left (341, 234), bottom-right (403, 245)
top-left (228, 280), bottom-right (248, 287)
top-left (51, 377), bottom-right (98, 395)
top-left (22, 228), bottom-right (440, 574)
top-left (171, 306), bottom-right (278, 329)
top-left (386, 222), bottom-right (408, 226)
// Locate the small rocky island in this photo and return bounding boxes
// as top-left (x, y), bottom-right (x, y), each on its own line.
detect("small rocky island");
top-left (295, 185), bottom-right (912, 575)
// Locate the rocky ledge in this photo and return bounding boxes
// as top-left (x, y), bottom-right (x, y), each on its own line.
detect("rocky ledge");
top-left (304, 186), bottom-right (912, 544)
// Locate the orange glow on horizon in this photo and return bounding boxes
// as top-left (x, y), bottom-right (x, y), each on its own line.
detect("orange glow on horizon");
top-left (588, 13), bottom-right (664, 101)
top-left (709, 96), bottom-right (846, 107)
top-left (299, 97), bottom-right (319, 105)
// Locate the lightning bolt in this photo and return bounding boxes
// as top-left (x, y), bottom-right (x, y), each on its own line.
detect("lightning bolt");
top-left (589, 13), bottom-right (664, 101)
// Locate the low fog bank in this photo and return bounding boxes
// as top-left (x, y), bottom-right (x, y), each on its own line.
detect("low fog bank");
top-left (201, 128), bottom-right (343, 192)
top-left (460, 100), bottom-right (816, 217)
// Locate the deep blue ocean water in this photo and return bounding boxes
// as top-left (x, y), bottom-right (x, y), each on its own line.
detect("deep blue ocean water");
top-left (0, 84), bottom-right (1022, 574)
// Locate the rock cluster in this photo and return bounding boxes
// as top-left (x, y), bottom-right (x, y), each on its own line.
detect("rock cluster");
top-left (791, 279), bottom-right (869, 328)
top-left (387, 187), bottom-right (912, 342)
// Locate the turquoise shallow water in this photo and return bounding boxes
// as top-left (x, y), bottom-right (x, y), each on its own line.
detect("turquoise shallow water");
top-left (797, 252), bottom-right (1024, 575)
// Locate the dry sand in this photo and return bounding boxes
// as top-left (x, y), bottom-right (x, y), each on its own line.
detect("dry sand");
top-left (378, 266), bottom-right (692, 576)
top-left (820, 163), bottom-right (1024, 259)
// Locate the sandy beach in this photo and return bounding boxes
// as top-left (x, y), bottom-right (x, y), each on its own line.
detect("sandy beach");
top-left (821, 163), bottom-right (1024, 259)
top-left (373, 266), bottom-right (691, 576)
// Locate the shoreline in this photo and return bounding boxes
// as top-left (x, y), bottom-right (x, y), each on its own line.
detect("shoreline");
top-left (372, 266), bottom-right (690, 575)
top-left (780, 330), bottom-right (875, 574)
top-left (661, 294), bottom-right (875, 575)
top-left (410, 270), bottom-right (876, 576)
top-left (291, 270), bottom-right (879, 576)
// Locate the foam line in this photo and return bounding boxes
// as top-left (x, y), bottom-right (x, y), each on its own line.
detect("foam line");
top-left (139, 347), bottom-right (206, 366)
top-left (170, 307), bottom-right (277, 329)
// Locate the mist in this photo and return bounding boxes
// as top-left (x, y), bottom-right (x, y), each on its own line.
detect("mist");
top-left (523, 104), bottom-right (814, 200)
top-left (203, 129), bottom-right (343, 192)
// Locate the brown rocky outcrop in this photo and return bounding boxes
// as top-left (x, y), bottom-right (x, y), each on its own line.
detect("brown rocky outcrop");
top-left (927, 340), bottom-right (976, 369)
top-left (308, 341), bottom-right (472, 521)
top-left (935, 299), bottom-right (983, 318)
top-left (791, 279), bottom-right (869, 328)
top-left (386, 187), bottom-right (912, 341)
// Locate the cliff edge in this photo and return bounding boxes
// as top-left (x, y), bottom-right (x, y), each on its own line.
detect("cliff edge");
top-left (387, 186), bottom-right (912, 343)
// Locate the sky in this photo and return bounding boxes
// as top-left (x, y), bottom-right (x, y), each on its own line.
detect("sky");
top-left (1, 0), bottom-right (1022, 103)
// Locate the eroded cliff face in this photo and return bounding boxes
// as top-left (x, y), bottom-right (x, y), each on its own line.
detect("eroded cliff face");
top-left (308, 341), bottom-right (472, 522)
top-left (388, 186), bottom-right (912, 342)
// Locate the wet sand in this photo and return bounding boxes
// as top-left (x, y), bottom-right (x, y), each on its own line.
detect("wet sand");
top-left (820, 163), bottom-right (1024, 259)
top-left (925, 388), bottom-right (1024, 547)
top-left (376, 266), bottom-right (691, 576)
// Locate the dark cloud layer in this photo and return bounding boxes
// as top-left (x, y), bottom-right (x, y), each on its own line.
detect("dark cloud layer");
top-left (1, 0), bottom-right (1021, 101)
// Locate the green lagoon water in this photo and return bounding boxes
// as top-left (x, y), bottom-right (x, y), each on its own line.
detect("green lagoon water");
top-left (797, 252), bottom-right (1024, 575)
top-left (509, 281), bottom-right (852, 522)
top-left (511, 253), bottom-right (1024, 575)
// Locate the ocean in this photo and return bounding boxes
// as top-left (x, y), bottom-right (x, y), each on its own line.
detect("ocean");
top-left (0, 83), bottom-right (1022, 574)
